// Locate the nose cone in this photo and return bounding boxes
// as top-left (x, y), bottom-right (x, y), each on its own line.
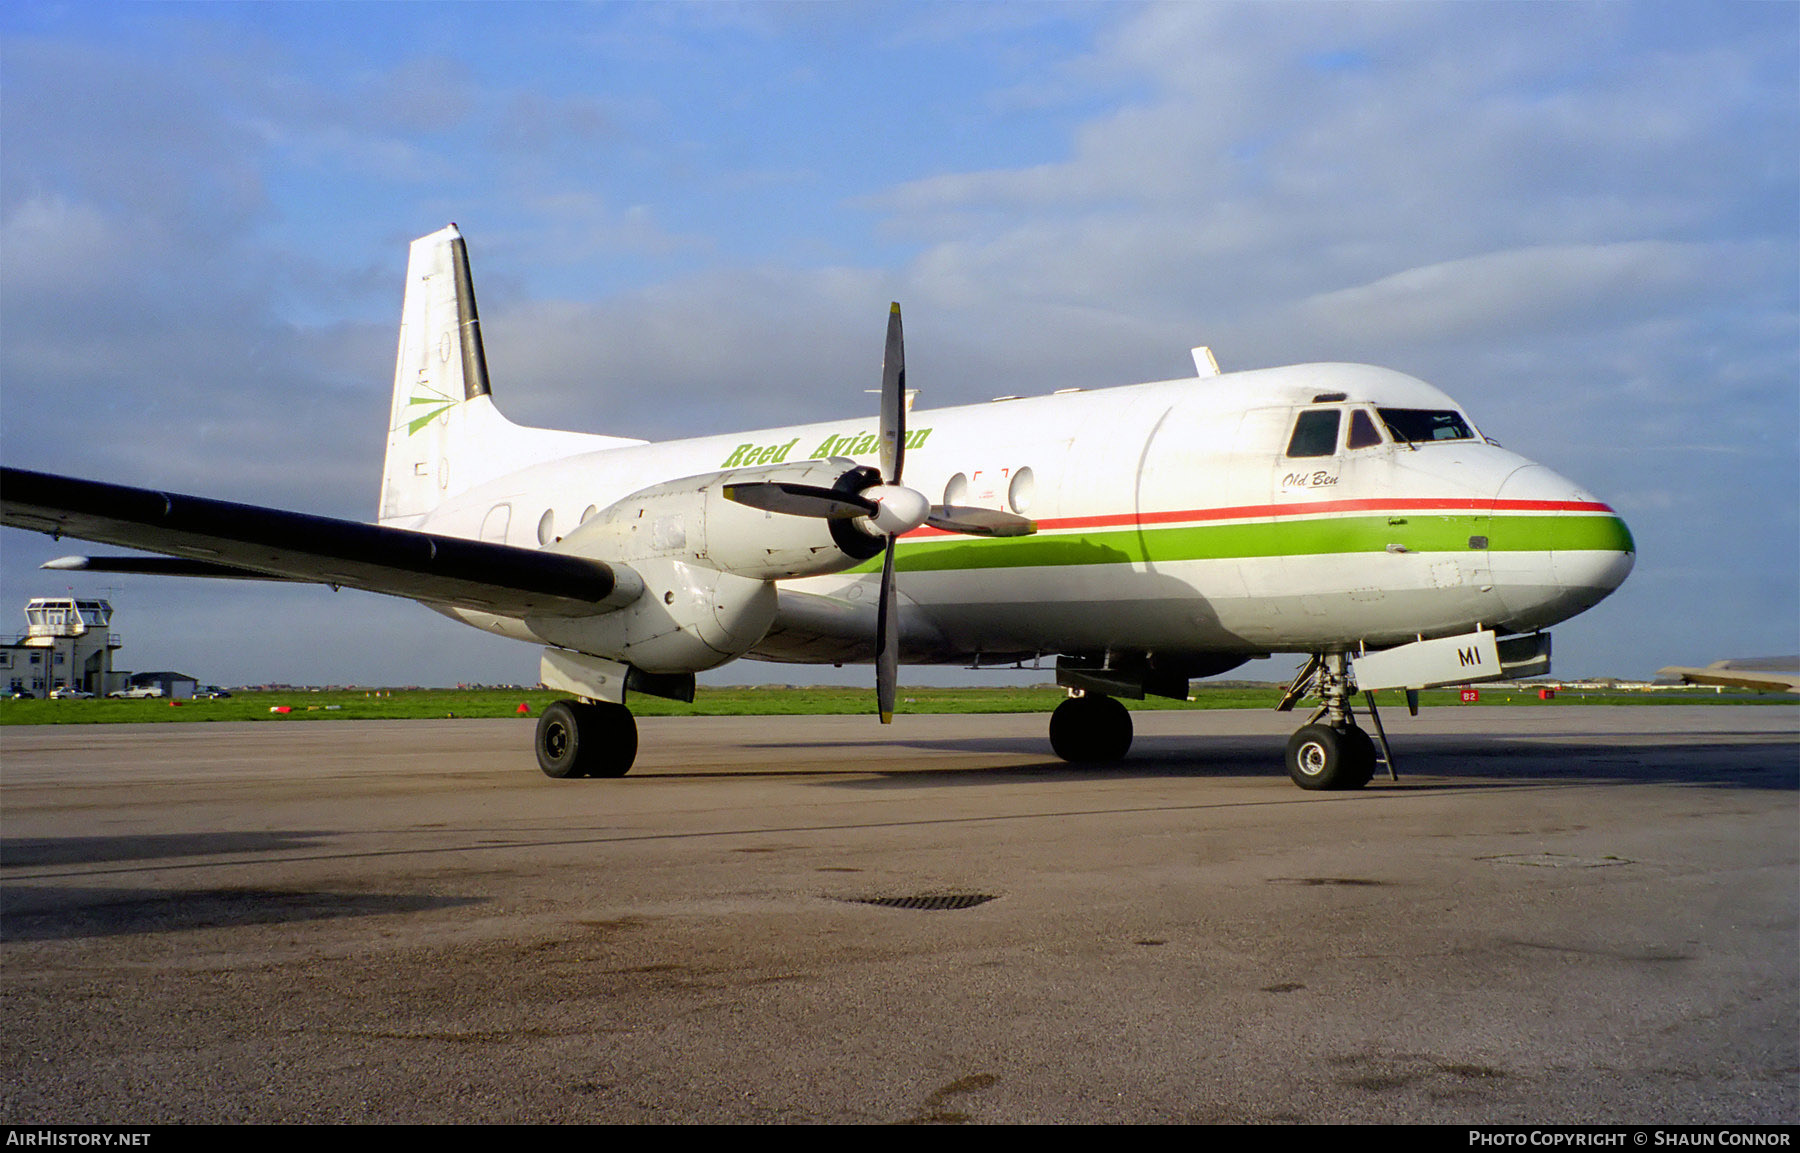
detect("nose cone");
top-left (1491, 464), bottom-right (1634, 631)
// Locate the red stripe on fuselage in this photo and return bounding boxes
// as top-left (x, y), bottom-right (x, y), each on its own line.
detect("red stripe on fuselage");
top-left (910, 497), bottom-right (1616, 537)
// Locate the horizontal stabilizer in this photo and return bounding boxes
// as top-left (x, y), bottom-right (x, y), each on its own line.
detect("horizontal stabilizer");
top-left (4, 467), bottom-right (641, 618)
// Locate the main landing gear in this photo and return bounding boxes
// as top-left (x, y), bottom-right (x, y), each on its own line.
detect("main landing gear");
top-left (1048, 693), bottom-right (1133, 764)
top-left (535, 699), bottom-right (638, 779)
top-left (1277, 652), bottom-right (1395, 791)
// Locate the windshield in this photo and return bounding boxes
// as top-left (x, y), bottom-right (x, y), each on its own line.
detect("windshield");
top-left (1377, 408), bottom-right (1474, 445)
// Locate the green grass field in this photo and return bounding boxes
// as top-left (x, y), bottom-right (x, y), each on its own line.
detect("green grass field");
top-left (0, 683), bottom-right (1787, 725)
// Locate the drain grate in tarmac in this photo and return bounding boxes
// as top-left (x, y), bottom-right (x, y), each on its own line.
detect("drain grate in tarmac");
top-left (838, 893), bottom-right (999, 911)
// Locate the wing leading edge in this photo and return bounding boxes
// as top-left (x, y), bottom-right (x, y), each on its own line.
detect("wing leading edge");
top-left (1, 467), bottom-right (640, 619)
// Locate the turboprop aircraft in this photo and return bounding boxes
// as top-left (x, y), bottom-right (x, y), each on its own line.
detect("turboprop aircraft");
top-left (1, 225), bottom-right (1635, 789)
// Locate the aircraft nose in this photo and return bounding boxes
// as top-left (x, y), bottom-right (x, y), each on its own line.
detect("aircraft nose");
top-left (1492, 464), bottom-right (1634, 629)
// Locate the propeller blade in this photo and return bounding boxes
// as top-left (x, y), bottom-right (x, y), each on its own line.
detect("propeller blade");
top-left (873, 304), bottom-right (911, 724)
top-left (925, 505), bottom-right (1038, 538)
top-left (876, 536), bottom-right (899, 723)
top-left (880, 303), bottom-right (906, 484)
top-left (722, 481), bottom-right (878, 520)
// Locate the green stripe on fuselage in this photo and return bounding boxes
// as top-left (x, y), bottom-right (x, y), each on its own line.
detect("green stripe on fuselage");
top-left (848, 514), bottom-right (1635, 574)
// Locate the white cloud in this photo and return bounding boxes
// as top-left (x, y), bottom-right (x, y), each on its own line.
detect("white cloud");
top-left (1289, 242), bottom-right (1707, 346)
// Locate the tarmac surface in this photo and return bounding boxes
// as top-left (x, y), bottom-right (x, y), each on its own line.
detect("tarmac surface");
top-left (1, 705), bottom-right (1795, 1124)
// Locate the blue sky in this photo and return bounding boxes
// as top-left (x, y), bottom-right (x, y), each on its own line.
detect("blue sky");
top-left (2, 1), bottom-right (1795, 688)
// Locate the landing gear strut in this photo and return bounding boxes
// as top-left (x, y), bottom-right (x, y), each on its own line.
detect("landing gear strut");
top-left (536, 699), bottom-right (638, 779)
top-left (1277, 652), bottom-right (1392, 790)
top-left (1049, 693), bottom-right (1133, 764)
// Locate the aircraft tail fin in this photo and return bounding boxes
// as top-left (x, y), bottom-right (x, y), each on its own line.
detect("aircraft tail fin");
top-left (378, 225), bottom-right (644, 528)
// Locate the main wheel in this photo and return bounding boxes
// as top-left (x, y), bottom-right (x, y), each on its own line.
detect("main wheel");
top-left (1049, 695), bottom-right (1133, 764)
top-left (536, 699), bottom-right (638, 779)
top-left (1285, 723), bottom-right (1375, 791)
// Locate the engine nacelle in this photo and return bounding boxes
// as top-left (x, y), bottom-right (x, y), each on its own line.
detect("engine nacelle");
top-left (523, 460), bottom-right (882, 673)
top-left (558, 459), bottom-right (883, 580)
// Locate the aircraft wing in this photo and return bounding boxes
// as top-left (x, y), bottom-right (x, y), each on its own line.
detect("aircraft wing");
top-left (1656, 659), bottom-right (1800, 693)
top-left (1, 467), bottom-right (637, 618)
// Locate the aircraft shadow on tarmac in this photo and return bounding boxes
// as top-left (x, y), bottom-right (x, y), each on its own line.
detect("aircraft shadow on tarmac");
top-left (0, 884), bottom-right (481, 943)
top-left (730, 734), bottom-right (1796, 792)
top-left (1, 830), bottom-right (484, 943)
top-left (1, 830), bottom-right (337, 868)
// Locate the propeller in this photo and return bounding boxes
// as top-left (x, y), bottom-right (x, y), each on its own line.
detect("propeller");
top-left (873, 303), bottom-right (912, 723)
top-left (723, 303), bottom-right (1037, 722)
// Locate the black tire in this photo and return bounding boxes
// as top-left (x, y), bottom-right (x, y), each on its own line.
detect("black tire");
top-left (536, 699), bottom-right (638, 779)
top-left (1285, 723), bottom-right (1375, 791)
top-left (1049, 695), bottom-right (1133, 764)
top-left (1340, 725), bottom-right (1379, 789)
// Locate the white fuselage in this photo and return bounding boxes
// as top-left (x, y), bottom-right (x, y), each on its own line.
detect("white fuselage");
top-left (402, 361), bottom-right (1634, 674)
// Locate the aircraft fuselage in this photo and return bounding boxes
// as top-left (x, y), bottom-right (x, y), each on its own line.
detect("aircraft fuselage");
top-left (412, 361), bottom-right (1633, 673)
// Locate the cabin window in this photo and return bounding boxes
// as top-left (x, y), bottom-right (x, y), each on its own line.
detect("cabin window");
top-left (1286, 409), bottom-right (1341, 458)
top-left (1347, 409), bottom-right (1383, 450)
top-left (1378, 408), bottom-right (1474, 445)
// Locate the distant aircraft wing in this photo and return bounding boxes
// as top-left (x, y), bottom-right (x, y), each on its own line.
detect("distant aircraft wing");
top-left (1656, 660), bottom-right (1800, 693)
top-left (1, 467), bottom-right (638, 618)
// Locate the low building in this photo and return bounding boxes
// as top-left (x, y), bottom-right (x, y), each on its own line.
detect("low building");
top-left (125, 671), bottom-right (198, 700)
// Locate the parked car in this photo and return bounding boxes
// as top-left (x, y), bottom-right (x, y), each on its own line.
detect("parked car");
top-left (107, 685), bottom-right (164, 699)
top-left (49, 687), bottom-right (95, 699)
top-left (194, 687), bottom-right (233, 699)
top-left (2, 687), bottom-right (36, 700)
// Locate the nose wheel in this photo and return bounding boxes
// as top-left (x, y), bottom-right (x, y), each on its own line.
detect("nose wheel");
top-left (1285, 722), bottom-right (1378, 790)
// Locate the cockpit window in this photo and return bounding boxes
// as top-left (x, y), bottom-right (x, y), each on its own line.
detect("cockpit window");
top-left (1286, 409), bottom-right (1341, 458)
top-left (1377, 408), bottom-right (1474, 445)
top-left (1346, 409), bottom-right (1383, 450)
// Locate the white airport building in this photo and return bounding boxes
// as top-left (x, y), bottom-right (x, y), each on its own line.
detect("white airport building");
top-left (1, 597), bottom-right (124, 697)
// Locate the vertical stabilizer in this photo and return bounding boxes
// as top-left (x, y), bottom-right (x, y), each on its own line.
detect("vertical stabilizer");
top-left (378, 225), bottom-right (644, 528)
top-left (381, 225), bottom-right (483, 525)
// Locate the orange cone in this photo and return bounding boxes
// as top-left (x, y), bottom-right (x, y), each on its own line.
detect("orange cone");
top-left (516, 702), bottom-right (531, 715)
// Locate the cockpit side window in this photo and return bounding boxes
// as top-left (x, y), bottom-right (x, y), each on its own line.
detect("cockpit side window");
top-left (1346, 409), bottom-right (1383, 450)
top-left (1377, 408), bottom-right (1474, 445)
top-left (1286, 409), bottom-right (1341, 458)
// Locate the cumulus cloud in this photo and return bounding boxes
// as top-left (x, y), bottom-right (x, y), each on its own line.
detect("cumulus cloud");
top-left (1289, 242), bottom-right (1709, 346)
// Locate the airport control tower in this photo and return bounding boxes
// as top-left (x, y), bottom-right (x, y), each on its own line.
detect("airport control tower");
top-left (1, 597), bottom-right (122, 697)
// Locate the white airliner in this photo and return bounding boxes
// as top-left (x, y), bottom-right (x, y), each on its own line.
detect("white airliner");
top-left (2, 225), bottom-right (1635, 789)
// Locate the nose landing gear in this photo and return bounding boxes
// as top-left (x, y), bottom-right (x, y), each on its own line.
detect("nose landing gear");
top-left (1277, 652), bottom-right (1395, 790)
